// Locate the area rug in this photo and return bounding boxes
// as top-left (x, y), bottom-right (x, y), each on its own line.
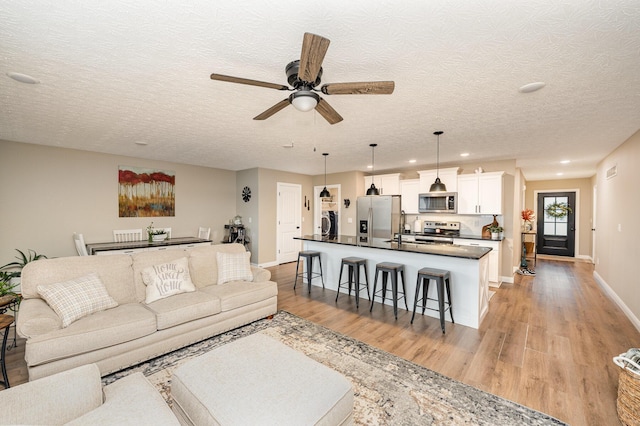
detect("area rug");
top-left (103, 311), bottom-right (564, 425)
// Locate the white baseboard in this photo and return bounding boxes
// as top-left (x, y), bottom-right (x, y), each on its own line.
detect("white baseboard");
top-left (501, 275), bottom-right (514, 284)
top-left (593, 271), bottom-right (640, 333)
top-left (576, 254), bottom-right (593, 263)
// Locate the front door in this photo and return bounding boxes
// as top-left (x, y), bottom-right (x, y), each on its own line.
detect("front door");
top-left (536, 192), bottom-right (576, 257)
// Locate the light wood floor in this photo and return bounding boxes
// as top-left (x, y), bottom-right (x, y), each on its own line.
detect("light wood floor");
top-left (3, 258), bottom-right (637, 425)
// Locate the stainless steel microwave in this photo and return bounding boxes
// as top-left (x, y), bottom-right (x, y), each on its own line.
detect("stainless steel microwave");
top-left (418, 192), bottom-right (457, 213)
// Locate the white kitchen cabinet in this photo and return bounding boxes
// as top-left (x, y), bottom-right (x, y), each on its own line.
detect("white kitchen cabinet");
top-left (400, 179), bottom-right (420, 213)
top-left (417, 167), bottom-right (459, 193)
top-left (454, 238), bottom-right (502, 286)
top-left (456, 172), bottom-right (504, 215)
top-left (364, 173), bottom-right (401, 195)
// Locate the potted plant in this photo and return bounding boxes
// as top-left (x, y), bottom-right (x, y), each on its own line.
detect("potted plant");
top-left (146, 222), bottom-right (168, 242)
top-left (0, 271), bottom-right (19, 306)
top-left (0, 249), bottom-right (48, 294)
top-left (488, 225), bottom-right (503, 240)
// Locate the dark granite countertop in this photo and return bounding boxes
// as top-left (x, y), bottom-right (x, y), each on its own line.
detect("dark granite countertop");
top-left (295, 235), bottom-right (491, 260)
top-left (86, 237), bottom-right (212, 255)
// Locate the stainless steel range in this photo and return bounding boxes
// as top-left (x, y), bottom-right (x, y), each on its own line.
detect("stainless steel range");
top-left (415, 221), bottom-right (460, 244)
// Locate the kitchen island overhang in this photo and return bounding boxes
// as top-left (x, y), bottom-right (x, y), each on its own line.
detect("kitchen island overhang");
top-left (295, 235), bottom-right (492, 329)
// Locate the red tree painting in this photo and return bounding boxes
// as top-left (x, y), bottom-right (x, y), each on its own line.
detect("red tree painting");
top-left (118, 166), bottom-right (175, 217)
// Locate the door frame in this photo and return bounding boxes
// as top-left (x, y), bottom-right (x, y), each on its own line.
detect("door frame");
top-left (534, 188), bottom-right (580, 257)
top-left (276, 182), bottom-right (302, 264)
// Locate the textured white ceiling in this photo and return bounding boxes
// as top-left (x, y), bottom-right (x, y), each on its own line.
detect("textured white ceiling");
top-left (2, 0), bottom-right (639, 180)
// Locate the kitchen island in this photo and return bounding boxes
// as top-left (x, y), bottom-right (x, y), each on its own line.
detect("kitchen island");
top-left (295, 235), bottom-right (492, 329)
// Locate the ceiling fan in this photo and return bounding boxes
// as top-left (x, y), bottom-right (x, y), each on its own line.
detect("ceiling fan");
top-left (210, 33), bottom-right (395, 125)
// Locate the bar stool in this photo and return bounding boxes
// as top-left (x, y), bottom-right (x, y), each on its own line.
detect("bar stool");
top-left (294, 251), bottom-right (324, 294)
top-left (369, 262), bottom-right (408, 319)
top-left (0, 314), bottom-right (13, 388)
top-left (335, 257), bottom-right (370, 308)
top-left (411, 267), bottom-right (454, 333)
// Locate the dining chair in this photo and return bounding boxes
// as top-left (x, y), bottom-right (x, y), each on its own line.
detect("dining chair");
top-left (73, 233), bottom-right (89, 256)
top-left (198, 226), bottom-right (211, 239)
top-left (113, 229), bottom-right (143, 242)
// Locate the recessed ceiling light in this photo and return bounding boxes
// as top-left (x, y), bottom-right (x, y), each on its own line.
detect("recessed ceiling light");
top-left (135, 141), bottom-right (148, 146)
top-left (460, 153), bottom-right (470, 157)
top-left (367, 165), bottom-right (373, 169)
top-left (519, 82), bottom-right (545, 93)
top-left (556, 172), bottom-right (564, 176)
top-left (7, 72), bottom-right (40, 84)
top-left (560, 160), bottom-right (570, 164)
top-left (408, 159), bottom-right (416, 163)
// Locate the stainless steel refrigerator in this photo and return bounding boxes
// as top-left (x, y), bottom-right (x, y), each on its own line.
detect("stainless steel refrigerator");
top-left (357, 195), bottom-right (402, 242)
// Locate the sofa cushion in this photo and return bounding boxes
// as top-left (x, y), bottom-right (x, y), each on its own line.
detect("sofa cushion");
top-left (37, 273), bottom-right (119, 328)
top-left (200, 281), bottom-right (277, 312)
top-left (216, 251), bottom-right (253, 284)
top-left (132, 250), bottom-right (189, 303)
top-left (66, 372), bottom-right (180, 426)
top-left (25, 303), bottom-right (157, 367)
top-left (144, 290), bottom-right (221, 330)
top-left (21, 255), bottom-right (136, 304)
top-left (142, 257), bottom-right (195, 304)
top-left (188, 243), bottom-right (247, 288)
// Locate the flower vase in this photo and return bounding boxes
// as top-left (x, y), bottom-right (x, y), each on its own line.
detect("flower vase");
top-left (524, 222), bottom-right (532, 232)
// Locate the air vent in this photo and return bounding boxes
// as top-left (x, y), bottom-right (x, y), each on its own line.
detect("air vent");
top-left (606, 164), bottom-right (617, 180)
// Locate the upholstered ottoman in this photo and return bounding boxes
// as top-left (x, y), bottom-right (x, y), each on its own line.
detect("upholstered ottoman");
top-left (171, 333), bottom-right (354, 426)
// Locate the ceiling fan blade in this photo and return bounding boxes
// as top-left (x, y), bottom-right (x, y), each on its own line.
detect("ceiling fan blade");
top-left (298, 33), bottom-right (330, 83)
top-left (321, 81), bottom-right (395, 95)
top-left (315, 98), bottom-right (343, 125)
top-left (210, 73), bottom-right (289, 91)
top-left (253, 99), bottom-right (291, 120)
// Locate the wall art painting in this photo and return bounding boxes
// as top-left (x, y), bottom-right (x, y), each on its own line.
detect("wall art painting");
top-left (118, 166), bottom-right (175, 217)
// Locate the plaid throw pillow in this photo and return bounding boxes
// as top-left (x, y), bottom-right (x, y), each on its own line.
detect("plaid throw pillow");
top-left (37, 273), bottom-right (118, 328)
top-left (216, 251), bottom-right (253, 284)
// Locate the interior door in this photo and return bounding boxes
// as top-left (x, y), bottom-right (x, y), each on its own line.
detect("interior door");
top-left (277, 183), bottom-right (301, 264)
top-left (536, 192), bottom-right (576, 257)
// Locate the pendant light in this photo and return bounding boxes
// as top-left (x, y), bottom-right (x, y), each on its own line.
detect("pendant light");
top-left (366, 143), bottom-right (380, 195)
top-left (429, 131), bottom-right (447, 192)
top-left (319, 153), bottom-right (331, 198)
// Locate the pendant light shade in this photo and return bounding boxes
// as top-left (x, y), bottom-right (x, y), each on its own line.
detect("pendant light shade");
top-left (429, 131), bottom-right (447, 192)
top-left (319, 153), bottom-right (331, 198)
top-left (366, 143), bottom-right (380, 195)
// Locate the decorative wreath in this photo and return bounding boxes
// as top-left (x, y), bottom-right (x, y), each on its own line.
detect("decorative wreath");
top-left (545, 202), bottom-right (572, 218)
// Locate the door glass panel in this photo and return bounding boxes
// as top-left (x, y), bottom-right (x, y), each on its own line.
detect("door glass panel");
top-left (556, 223), bottom-right (568, 236)
top-left (543, 196), bottom-right (569, 236)
top-left (544, 223), bottom-right (555, 235)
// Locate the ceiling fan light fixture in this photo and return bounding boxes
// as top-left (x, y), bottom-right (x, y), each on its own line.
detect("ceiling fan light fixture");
top-left (290, 90), bottom-right (319, 112)
top-left (430, 131), bottom-right (447, 192)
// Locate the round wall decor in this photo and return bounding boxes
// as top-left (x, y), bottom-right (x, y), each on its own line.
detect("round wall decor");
top-left (242, 186), bottom-right (251, 202)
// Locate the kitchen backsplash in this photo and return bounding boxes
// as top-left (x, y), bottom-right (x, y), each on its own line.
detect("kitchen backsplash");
top-left (405, 214), bottom-right (504, 235)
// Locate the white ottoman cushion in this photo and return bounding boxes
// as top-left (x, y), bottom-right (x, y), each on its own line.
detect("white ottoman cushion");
top-left (171, 333), bottom-right (353, 425)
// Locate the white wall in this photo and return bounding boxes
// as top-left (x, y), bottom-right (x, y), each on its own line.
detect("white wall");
top-left (593, 130), bottom-right (640, 327)
top-left (0, 140), bottom-right (236, 262)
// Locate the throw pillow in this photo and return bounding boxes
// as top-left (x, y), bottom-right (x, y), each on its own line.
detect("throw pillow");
top-left (142, 257), bottom-right (195, 304)
top-left (37, 273), bottom-right (118, 328)
top-left (216, 251), bottom-right (253, 284)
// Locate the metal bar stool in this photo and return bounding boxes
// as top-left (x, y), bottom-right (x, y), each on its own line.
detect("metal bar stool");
top-left (0, 314), bottom-right (14, 388)
top-left (294, 251), bottom-right (324, 294)
top-left (369, 262), bottom-right (408, 319)
top-left (411, 267), bottom-right (454, 333)
top-left (335, 257), bottom-right (370, 308)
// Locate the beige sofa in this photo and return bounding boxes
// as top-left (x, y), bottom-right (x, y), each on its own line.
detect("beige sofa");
top-left (18, 243), bottom-right (278, 380)
top-left (0, 363), bottom-right (180, 425)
